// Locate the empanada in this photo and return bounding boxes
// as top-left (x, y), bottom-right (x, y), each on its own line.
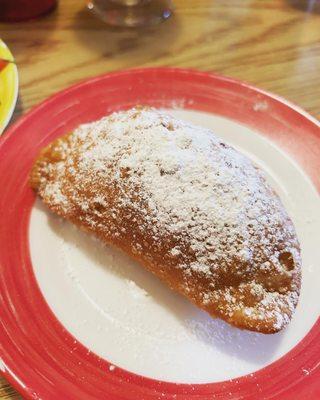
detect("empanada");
top-left (30, 108), bottom-right (301, 333)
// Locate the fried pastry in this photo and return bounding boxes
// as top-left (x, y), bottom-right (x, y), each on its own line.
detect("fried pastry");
top-left (30, 107), bottom-right (301, 333)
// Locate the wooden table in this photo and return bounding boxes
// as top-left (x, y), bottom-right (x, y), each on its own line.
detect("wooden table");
top-left (1, 0), bottom-right (319, 398)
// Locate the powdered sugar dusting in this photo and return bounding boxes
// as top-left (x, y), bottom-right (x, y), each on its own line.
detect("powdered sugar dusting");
top-left (33, 107), bottom-right (301, 332)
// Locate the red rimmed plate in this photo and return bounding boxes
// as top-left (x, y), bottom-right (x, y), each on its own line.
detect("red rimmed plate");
top-left (0, 68), bottom-right (319, 400)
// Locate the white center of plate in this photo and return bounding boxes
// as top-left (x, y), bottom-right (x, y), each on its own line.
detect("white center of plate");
top-left (29, 110), bottom-right (320, 383)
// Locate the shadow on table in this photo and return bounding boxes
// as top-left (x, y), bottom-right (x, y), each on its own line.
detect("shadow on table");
top-left (71, 7), bottom-right (180, 64)
top-left (10, 95), bottom-right (25, 125)
top-left (287, 0), bottom-right (320, 13)
top-left (0, 6), bottom-right (59, 63)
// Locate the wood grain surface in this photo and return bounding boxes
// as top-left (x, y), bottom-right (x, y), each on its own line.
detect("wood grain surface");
top-left (0, 0), bottom-right (320, 398)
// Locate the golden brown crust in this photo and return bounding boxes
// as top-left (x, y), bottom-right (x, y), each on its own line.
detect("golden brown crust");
top-left (30, 108), bottom-right (301, 334)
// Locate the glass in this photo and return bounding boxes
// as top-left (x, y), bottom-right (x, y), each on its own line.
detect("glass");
top-left (87, 0), bottom-right (173, 27)
top-left (0, 0), bottom-right (57, 22)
